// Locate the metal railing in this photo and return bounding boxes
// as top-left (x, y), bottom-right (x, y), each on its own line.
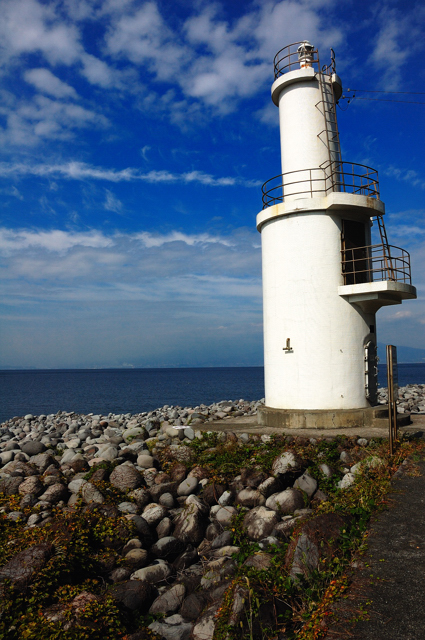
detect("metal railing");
top-left (261, 162), bottom-right (380, 208)
top-left (274, 42), bottom-right (322, 79)
top-left (341, 244), bottom-right (412, 285)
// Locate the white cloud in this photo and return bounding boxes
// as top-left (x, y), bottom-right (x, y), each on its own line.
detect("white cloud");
top-left (368, 6), bottom-right (424, 88)
top-left (0, 0), bottom-right (82, 66)
top-left (384, 166), bottom-right (425, 190)
top-left (102, 0), bottom-right (345, 111)
top-left (0, 226), bottom-right (260, 279)
top-left (389, 225), bottom-right (425, 238)
top-left (80, 53), bottom-right (119, 88)
top-left (105, 2), bottom-right (188, 82)
top-left (0, 228), bottom-right (113, 254)
top-left (135, 231), bottom-right (234, 248)
top-left (24, 68), bottom-right (78, 99)
top-left (0, 94), bottom-right (109, 146)
top-left (1, 185), bottom-right (24, 199)
top-left (391, 310), bottom-right (413, 319)
top-left (0, 161), bottom-right (259, 186)
top-left (104, 189), bottom-right (123, 213)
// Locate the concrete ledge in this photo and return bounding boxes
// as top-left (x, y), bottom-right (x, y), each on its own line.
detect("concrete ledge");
top-left (256, 192), bottom-right (385, 231)
top-left (257, 405), bottom-right (411, 430)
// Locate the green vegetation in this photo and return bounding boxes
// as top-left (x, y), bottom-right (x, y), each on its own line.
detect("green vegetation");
top-left (0, 434), bottom-right (423, 639)
top-left (207, 435), bottom-right (425, 639)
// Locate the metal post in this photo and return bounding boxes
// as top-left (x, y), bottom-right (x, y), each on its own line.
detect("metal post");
top-left (386, 345), bottom-right (398, 456)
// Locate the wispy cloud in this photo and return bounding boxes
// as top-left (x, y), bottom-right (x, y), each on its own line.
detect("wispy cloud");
top-left (0, 161), bottom-right (259, 187)
top-left (368, 5), bottom-right (424, 88)
top-left (384, 166), bottom-right (425, 190)
top-left (24, 68), bottom-right (78, 99)
top-left (135, 231), bottom-right (235, 248)
top-left (104, 190), bottom-right (123, 213)
top-left (0, 228), bottom-right (113, 254)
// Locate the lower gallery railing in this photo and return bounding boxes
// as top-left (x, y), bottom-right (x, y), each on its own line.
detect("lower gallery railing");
top-left (341, 244), bottom-right (412, 286)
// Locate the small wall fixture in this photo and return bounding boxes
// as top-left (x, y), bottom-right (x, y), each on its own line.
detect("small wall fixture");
top-left (283, 338), bottom-right (292, 351)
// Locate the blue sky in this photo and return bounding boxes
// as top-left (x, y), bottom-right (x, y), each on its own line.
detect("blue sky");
top-left (0, 0), bottom-right (424, 369)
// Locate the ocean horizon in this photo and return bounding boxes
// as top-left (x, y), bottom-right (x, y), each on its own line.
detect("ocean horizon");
top-left (1, 364), bottom-right (424, 424)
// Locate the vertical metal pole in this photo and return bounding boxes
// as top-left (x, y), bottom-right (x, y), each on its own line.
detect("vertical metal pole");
top-left (387, 345), bottom-right (394, 456)
top-left (387, 345), bottom-right (398, 456)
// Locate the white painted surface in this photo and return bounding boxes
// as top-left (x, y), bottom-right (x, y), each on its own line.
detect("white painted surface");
top-left (261, 211), bottom-right (375, 410)
top-left (271, 68), bottom-right (337, 200)
top-left (256, 193), bottom-right (384, 231)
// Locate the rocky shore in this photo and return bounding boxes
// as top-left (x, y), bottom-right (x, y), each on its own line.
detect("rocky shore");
top-left (377, 383), bottom-right (425, 414)
top-left (0, 386), bottom-right (424, 639)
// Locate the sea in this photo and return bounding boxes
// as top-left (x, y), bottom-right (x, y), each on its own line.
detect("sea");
top-left (0, 364), bottom-right (424, 424)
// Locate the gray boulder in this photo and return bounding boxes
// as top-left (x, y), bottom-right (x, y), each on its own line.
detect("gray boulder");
top-left (149, 583), bottom-right (186, 615)
top-left (39, 483), bottom-right (68, 504)
top-left (173, 496), bottom-right (209, 546)
top-left (0, 543), bottom-right (53, 590)
top-left (81, 482), bottom-right (104, 504)
top-left (285, 513), bottom-right (350, 581)
top-left (215, 506), bottom-right (237, 527)
top-left (149, 615), bottom-right (193, 640)
top-left (123, 548), bottom-right (148, 570)
top-left (191, 603), bottom-right (220, 640)
top-left (150, 536), bottom-right (185, 560)
top-left (110, 580), bottom-right (153, 610)
top-left (177, 477), bottom-right (198, 497)
top-left (18, 476), bottom-right (44, 497)
top-left (265, 488), bottom-right (305, 514)
top-left (109, 464), bottom-right (143, 491)
top-left (293, 472), bottom-right (317, 498)
top-left (21, 441), bottom-right (46, 456)
top-left (242, 506), bottom-right (279, 541)
top-left (0, 476), bottom-right (24, 495)
top-left (271, 451), bottom-right (304, 477)
top-left (235, 488), bottom-right (266, 508)
top-left (142, 503), bottom-right (167, 527)
top-left (131, 560), bottom-right (173, 584)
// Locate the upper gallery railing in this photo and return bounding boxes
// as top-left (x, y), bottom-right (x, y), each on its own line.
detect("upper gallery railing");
top-left (261, 162), bottom-right (380, 209)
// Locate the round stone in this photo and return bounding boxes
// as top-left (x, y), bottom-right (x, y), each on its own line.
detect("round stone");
top-left (215, 506), bottom-right (237, 527)
top-left (159, 493), bottom-right (174, 508)
top-left (142, 503), bottom-right (167, 527)
top-left (177, 477), bottom-right (198, 497)
top-left (109, 464), bottom-right (143, 491)
top-left (137, 455), bottom-right (155, 469)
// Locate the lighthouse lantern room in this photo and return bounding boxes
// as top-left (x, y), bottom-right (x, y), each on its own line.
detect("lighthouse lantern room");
top-left (257, 42), bottom-right (416, 429)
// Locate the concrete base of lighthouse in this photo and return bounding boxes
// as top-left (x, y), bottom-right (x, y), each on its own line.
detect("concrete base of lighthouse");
top-left (257, 405), bottom-right (411, 430)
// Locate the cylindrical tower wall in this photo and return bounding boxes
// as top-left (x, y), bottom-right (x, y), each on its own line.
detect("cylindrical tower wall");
top-left (276, 72), bottom-right (334, 200)
top-left (278, 77), bottom-right (328, 175)
top-left (261, 211), bottom-right (376, 410)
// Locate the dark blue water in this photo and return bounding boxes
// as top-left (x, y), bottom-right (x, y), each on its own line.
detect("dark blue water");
top-left (0, 367), bottom-right (265, 423)
top-left (0, 364), bottom-right (424, 424)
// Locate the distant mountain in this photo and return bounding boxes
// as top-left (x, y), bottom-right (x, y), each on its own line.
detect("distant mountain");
top-left (378, 344), bottom-right (425, 364)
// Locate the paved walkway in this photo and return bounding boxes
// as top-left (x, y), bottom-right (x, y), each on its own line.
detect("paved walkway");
top-left (326, 459), bottom-right (425, 640)
top-left (200, 413), bottom-right (425, 440)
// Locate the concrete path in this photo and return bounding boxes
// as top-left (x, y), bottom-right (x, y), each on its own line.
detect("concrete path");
top-left (200, 413), bottom-right (425, 440)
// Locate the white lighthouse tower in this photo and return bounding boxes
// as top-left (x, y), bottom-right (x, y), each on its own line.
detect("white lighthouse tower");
top-left (257, 42), bottom-right (416, 429)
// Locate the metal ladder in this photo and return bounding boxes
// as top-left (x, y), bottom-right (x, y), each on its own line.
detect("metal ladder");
top-left (316, 52), bottom-right (342, 191)
top-left (373, 214), bottom-right (396, 280)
